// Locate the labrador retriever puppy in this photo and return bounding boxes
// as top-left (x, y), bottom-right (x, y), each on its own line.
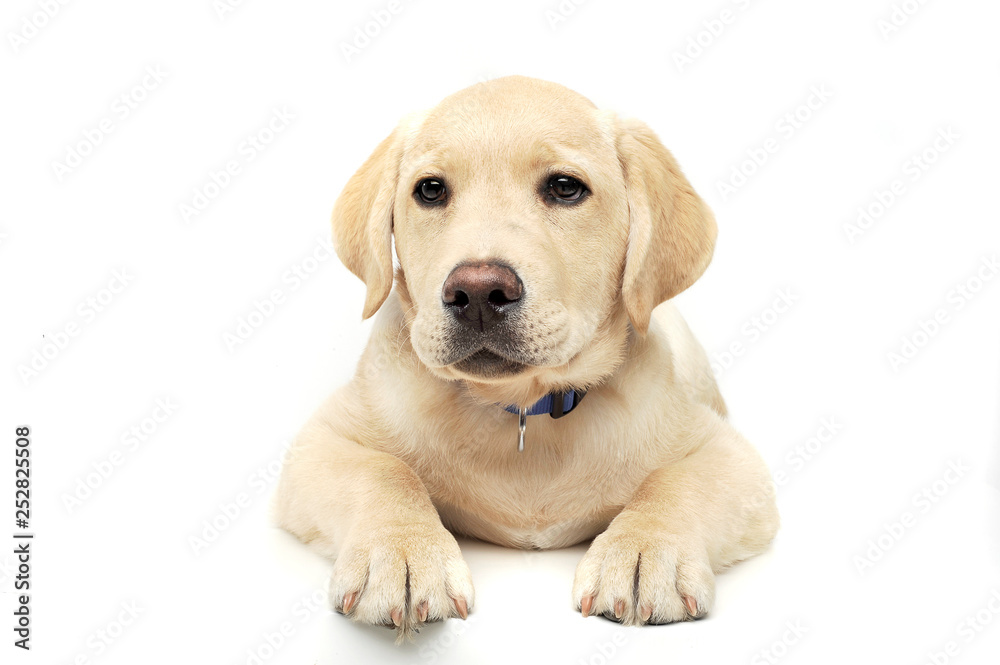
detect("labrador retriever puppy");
top-left (275, 76), bottom-right (778, 638)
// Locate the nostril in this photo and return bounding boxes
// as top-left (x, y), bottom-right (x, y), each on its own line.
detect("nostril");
top-left (451, 290), bottom-right (470, 307)
top-left (487, 289), bottom-right (517, 307)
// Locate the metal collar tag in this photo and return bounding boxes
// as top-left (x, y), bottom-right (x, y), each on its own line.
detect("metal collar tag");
top-left (518, 407), bottom-right (527, 453)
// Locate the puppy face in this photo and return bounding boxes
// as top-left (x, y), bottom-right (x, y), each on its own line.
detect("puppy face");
top-left (333, 77), bottom-right (716, 399)
top-left (396, 81), bottom-right (631, 387)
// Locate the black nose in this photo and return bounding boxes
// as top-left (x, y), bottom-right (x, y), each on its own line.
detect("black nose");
top-left (442, 262), bottom-right (523, 332)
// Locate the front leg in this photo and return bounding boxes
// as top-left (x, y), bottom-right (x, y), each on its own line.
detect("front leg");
top-left (274, 397), bottom-right (474, 640)
top-left (572, 411), bottom-right (779, 625)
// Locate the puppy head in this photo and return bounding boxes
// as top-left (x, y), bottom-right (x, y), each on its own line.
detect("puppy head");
top-left (333, 76), bottom-right (716, 400)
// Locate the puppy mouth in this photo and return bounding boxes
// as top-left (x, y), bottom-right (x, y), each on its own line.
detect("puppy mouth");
top-left (452, 349), bottom-right (527, 378)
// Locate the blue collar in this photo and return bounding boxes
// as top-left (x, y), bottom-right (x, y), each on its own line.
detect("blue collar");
top-left (504, 389), bottom-right (586, 452)
top-left (503, 389), bottom-right (586, 419)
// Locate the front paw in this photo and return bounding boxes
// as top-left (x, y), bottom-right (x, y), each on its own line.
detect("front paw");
top-left (330, 516), bottom-right (474, 639)
top-left (572, 511), bottom-right (715, 625)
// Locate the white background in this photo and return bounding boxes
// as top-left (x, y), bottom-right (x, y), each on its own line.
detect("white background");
top-left (3, 0), bottom-right (999, 663)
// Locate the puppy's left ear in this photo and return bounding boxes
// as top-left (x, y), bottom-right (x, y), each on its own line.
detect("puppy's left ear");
top-left (616, 117), bottom-right (717, 334)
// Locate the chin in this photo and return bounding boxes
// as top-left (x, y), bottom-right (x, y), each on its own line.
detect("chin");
top-left (452, 350), bottom-right (528, 379)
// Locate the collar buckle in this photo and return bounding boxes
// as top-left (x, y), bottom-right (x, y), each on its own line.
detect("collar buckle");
top-left (548, 390), bottom-right (585, 419)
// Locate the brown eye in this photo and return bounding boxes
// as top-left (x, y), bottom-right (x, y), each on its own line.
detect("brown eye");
top-left (547, 175), bottom-right (587, 203)
top-left (416, 178), bottom-right (447, 204)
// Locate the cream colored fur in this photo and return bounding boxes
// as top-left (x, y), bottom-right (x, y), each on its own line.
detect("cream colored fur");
top-left (275, 76), bottom-right (778, 638)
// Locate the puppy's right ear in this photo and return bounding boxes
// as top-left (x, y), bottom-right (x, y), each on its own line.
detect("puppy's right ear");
top-left (332, 128), bottom-right (402, 320)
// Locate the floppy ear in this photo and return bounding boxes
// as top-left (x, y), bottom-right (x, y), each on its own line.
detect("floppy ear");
top-left (332, 129), bottom-right (402, 320)
top-left (616, 117), bottom-right (717, 335)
